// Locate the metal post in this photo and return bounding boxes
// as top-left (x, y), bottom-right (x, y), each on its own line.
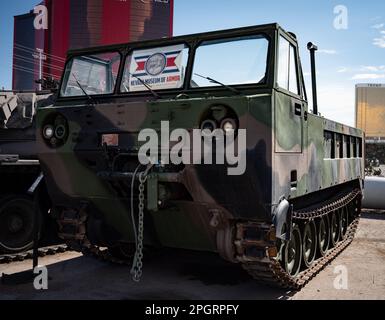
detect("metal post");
top-left (32, 48), bottom-right (47, 91)
top-left (307, 42), bottom-right (318, 115)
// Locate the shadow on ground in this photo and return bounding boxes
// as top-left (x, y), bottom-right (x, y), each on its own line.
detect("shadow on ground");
top-left (362, 211), bottom-right (385, 221)
top-left (0, 248), bottom-right (293, 300)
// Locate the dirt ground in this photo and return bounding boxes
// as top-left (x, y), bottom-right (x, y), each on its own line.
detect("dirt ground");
top-left (0, 212), bottom-right (384, 300)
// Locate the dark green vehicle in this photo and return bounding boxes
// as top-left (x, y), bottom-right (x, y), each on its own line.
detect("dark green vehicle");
top-left (36, 23), bottom-right (364, 289)
top-left (0, 91), bottom-right (55, 253)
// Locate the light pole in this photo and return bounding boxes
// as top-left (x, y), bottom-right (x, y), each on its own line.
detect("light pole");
top-left (32, 48), bottom-right (47, 91)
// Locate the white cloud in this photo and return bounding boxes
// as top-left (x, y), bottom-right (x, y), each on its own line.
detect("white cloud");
top-left (373, 36), bottom-right (385, 48)
top-left (360, 65), bottom-right (385, 72)
top-left (318, 49), bottom-right (338, 55)
top-left (338, 67), bottom-right (348, 73)
top-left (371, 16), bottom-right (382, 22)
top-left (381, 30), bottom-right (385, 34)
top-left (316, 84), bottom-right (355, 126)
top-left (372, 23), bottom-right (385, 29)
top-left (351, 73), bottom-right (385, 80)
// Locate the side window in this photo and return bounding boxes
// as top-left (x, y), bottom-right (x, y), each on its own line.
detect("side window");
top-left (357, 138), bottom-right (363, 158)
top-left (277, 36), bottom-right (299, 95)
top-left (351, 137), bottom-right (357, 157)
top-left (324, 131), bottom-right (335, 159)
top-left (336, 134), bottom-right (343, 159)
top-left (289, 46), bottom-right (299, 94)
top-left (344, 135), bottom-right (351, 158)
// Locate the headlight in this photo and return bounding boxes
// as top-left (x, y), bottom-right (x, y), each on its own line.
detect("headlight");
top-left (55, 124), bottom-right (66, 139)
top-left (43, 125), bottom-right (54, 139)
top-left (200, 120), bottom-right (217, 133)
top-left (42, 114), bottom-right (69, 148)
top-left (220, 118), bottom-right (237, 133)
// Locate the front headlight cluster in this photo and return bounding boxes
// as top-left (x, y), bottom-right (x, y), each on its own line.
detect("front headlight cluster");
top-left (42, 114), bottom-right (69, 148)
top-left (200, 118), bottom-right (238, 133)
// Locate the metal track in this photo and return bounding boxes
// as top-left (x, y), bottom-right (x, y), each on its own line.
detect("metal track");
top-left (237, 189), bottom-right (362, 290)
top-left (57, 189), bottom-right (362, 290)
top-left (0, 244), bottom-right (69, 265)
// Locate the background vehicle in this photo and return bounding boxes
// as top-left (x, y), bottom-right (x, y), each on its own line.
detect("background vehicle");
top-left (0, 90), bottom-right (57, 254)
top-left (37, 24), bottom-right (364, 289)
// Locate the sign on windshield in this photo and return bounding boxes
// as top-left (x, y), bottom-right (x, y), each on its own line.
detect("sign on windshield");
top-left (121, 44), bottom-right (189, 92)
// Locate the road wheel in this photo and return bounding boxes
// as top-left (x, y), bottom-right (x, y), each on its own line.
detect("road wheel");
top-left (302, 220), bottom-right (317, 268)
top-left (330, 211), bottom-right (341, 248)
top-left (318, 215), bottom-right (330, 257)
top-left (340, 207), bottom-right (349, 239)
top-left (0, 195), bottom-right (41, 253)
top-left (283, 225), bottom-right (302, 277)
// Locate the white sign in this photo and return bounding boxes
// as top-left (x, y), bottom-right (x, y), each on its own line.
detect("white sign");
top-left (356, 83), bottom-right (385, 88)
top-left (129, 44), bottom-right (186, 92)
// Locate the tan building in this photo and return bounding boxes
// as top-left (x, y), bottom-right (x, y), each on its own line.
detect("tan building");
top-left (356, 84), bottom-right (385, 167)
top-left (356, 83), bottom-right (385, 140)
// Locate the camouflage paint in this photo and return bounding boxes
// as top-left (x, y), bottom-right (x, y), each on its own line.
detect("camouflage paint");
top-left (36, 24), bottom-right (364, 253)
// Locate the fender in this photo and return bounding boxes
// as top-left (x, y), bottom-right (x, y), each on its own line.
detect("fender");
top-left (273, 198), bottom-right (293, 241)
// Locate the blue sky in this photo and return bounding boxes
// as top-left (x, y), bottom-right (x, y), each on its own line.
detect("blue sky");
top-left (1, 0), bottom-right (385, 125)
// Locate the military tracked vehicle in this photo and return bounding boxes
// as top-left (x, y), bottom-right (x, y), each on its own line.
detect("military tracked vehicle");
top-left (0, 90), bottom-right (56, 253)
top-left (36, 24), bottom-right (364, 288)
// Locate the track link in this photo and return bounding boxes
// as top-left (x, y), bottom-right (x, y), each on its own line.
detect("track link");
top-left (57, 189), bottom-right (362, 290)
top-left (0, 244), bottom-right (69, 265)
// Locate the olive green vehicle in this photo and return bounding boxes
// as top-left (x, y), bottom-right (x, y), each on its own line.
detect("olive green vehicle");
top-left (36, 24), bottom-right (364, 289)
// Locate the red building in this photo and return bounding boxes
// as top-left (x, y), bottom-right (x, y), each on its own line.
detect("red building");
top-left (13, 0), bottom-right (174, 90)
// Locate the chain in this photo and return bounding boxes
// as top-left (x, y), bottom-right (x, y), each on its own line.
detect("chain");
top-left (130, 165), bottom-right (153, 282)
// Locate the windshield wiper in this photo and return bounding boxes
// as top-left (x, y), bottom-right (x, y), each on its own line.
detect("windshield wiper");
top-left (72, 73), bottom-right (96, 105)
top-left (128, 72), bottom-right (160, 99)
top-left (194, 73), bottom-right (242, 95)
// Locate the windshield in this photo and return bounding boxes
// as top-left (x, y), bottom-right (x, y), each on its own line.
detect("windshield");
top-left (61, 52), bottom-right (121, 97)
top-left (191, 35), bottom-right (269, 88)
top-left (59, 34), bottom-right (270, 98)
